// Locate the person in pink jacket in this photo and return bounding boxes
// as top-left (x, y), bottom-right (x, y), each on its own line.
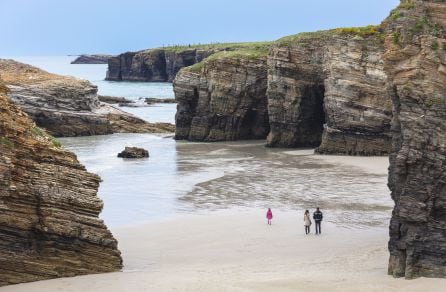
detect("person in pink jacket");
top-left (266, 208), bottom-right (273, 225)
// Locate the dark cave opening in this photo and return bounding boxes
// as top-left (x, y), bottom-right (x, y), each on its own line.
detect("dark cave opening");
top-left (292, 83), bottom-right (326, 147)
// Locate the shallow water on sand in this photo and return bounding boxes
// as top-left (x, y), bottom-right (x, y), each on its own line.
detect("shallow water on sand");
top-left (10, 55), bottom-right (392, 230)
top-left (59, 135), bottom-right (392, 229)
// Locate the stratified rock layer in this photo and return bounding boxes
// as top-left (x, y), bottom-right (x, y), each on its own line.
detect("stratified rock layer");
top-left (268, 33), bottom-right (392, 154)
top-left (106, 48), bottom-right (213, 82)
top-left (385, 0), bottom-right (446, 279)
top-left (0, 82), bottom-right (122, 286)
top-left (174, 55), bottom-right (269, 141)
top-left (0, 59), bottom-right (174, 137)
top-left (175, 33), bottom-right (392, 155)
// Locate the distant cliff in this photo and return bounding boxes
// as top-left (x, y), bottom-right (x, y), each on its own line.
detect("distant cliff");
top-left (106, 48), bottom-right (214, 82)
top-left (105, 43), bottom-right (271, 82)
top-left (0, 59), bottom-right (174, 137)
top-left (0, 81), bottom-right (122, 286)
top-left (71, 54), bottom-right (113, 64)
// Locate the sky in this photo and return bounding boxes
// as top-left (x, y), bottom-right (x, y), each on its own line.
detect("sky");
top-left (0, 0), bottom-right (400, 56)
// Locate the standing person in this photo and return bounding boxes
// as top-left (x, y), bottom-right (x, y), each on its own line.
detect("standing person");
top-left (304, 210), bottom-right (312, 234)
top-left (313, 207), bottom-right (323, 235)
top-left (266, 208), bottom-right (273, 225)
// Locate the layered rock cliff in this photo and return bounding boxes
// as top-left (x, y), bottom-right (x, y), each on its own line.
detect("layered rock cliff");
top-left (174, 51), bottom-right (269, 141)
top-left (0, 81), bottom-right (122, 286)
top-left (174, 32), bottom-right (392, 155)
top-left (0, 59), bottom-right (174, 137)
top-left (385, 0), bottom-right (446, 279)
top-left (71, 54), bottom-right (113, 64)
top-left (106, 48), bottom-right (214, 82)
top-left (267, 30), bottom-right (392, 154)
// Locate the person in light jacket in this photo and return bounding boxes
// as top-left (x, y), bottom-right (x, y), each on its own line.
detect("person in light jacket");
top-left (304, 210), bottom-right (312, 234)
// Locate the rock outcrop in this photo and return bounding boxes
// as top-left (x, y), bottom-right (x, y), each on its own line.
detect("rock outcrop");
top-left (385, 0), bottom-right (446, 279)
top-left (0, 81), bottom-right (122, 286)
top-left (98, 95), bottom-right (132, 104)
top-left (145, 98), bottom-right (176, 104)
top-left (0, 59), bottom-right (174, 137)
top-left (267, 30), bottom-right (392, 155)
top-left (174, 51), bottom-right (270, 141)
top-left (174, 32), bottom-right (392, 155)
top-left (117, 147), bottom-right (149, 158)
top-left (71, 54), bottom-right (113, 64)
top-left (106, 48), bottom-right (214, 82)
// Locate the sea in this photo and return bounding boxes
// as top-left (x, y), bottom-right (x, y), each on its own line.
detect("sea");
top-left (4, 56), bottom-right (393, 229)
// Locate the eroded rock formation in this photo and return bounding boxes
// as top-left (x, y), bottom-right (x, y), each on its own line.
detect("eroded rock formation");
top-left (174, 53), bottom-right (269, 141)
top-left (0, 81), bottom-right (122, 286)
top-left (174, 32), bottom-right (392, 155)
top-left (0, 59), bottom-right (174, 137)
top-left (385, 0), bottom-right (446, 279)
top-left (267, 31), bottom-right (392, 154)
top-left (106, 48), bottom-right (214, 82)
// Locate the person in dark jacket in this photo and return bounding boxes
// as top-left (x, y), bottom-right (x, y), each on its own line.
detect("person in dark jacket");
top-left (313, 207), bottom-right (323, 235)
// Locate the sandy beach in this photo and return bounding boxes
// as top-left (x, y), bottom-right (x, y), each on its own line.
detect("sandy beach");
top-left (2, 154), bottom-right (444, 291)
top-left (1, 211), bottom-right (444, 292)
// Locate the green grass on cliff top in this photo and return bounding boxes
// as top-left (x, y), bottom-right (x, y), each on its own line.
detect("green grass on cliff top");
top-left (184, 43), bottom-right (271, 72)
top-left (276, 25), bottom-right (383, 46)
top-left (158, 41), bottom-right (272, 53)
top-left (182, 25), bottom-right (383, 73)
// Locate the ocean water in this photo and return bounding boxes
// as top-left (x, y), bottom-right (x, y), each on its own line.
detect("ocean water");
top-left (5, 56), bottom-right (176, 123)
top-left (6, 56), bottom-right (392, 229)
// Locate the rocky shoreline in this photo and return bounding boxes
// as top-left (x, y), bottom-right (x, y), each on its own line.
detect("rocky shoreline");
top-left (0, 59), bottom-right (174, 137)
top-left (0, 81), bottom-right (122, 286)
top-left (0, 0), bottom-right (445, 286)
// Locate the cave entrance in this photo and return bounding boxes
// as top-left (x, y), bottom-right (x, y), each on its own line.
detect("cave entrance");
top-left (239, 107), bottom-right (271, 140)
top-left (293, 83), bottom-right (326, 147)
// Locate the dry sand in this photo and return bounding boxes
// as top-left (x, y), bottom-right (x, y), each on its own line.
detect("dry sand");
top-left (1, 154), bottom-right (444, 291)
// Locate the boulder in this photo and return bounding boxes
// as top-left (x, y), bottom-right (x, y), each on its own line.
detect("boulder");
top-left (117, 147), bottom-right (149, 158)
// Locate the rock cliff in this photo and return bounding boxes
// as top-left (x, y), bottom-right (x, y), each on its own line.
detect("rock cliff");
top-left (71, 54), bottom-right (113, 64)
top-left (0, 81), bottom-right (122, 286)
top-left (174, 50), bottom-right (270, 141)
top-left (0, 59), bottom-right (174, 137)
top-left (106, 48), bottom-right (214, 82)
top-left (267, 30), bottom-right (392, 154)
top-left (385, 0), bottom-right (446, 279)
top-left (174, 31), bottom-right (392, 155)
top-left (106, 43), bottom-right (270, 83)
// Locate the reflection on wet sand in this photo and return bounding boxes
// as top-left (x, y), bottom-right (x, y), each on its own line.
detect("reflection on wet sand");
top-left (176, 141), bottom-right (391, 228)
top-left (60, 135), bottom-right (391, 229)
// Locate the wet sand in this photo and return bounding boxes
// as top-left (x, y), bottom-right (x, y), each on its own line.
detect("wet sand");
top-left (2, 210), bottom-right (444, 292)
top-left (2, 153), bottom-right (445, 291)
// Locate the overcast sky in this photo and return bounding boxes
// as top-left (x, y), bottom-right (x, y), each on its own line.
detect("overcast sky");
top-left (0, 0), bottom-right (400, 56)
